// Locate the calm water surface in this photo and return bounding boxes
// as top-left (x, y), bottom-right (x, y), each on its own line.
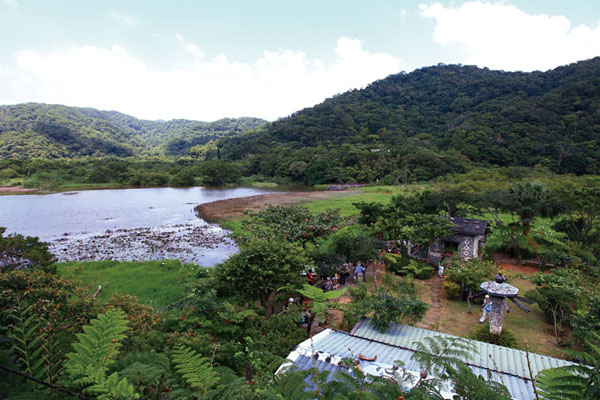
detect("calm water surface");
top-left (0, 187), bottom-right (281, 265)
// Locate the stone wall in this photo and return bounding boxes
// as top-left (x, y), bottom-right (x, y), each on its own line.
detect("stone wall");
top-left (426, 234), bottom-right (486, 264)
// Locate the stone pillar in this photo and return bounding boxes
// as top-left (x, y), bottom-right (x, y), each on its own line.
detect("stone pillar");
top-left (489, 297), bottom-right (504, 335)
top-left (428, 239), bottom-right (443, 265)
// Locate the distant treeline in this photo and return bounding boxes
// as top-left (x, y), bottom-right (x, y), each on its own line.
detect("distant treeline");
top-left (0, 158), bottom-right (242, 188)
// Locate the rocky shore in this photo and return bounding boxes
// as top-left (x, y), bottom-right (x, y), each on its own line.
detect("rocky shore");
top-left (50, 221), bottom-right (237, 266)
top-left (43, 190), bottom-right (354, 266)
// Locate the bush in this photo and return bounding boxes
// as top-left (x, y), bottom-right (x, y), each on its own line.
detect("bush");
top-left (443, 280), bottom-right (462, 299)
top-left (390, 259), bottom-right (435, 280)
top-left (0, 228), bottom-right (56, 272)
top-left (472, 324), bottom-right (519, 349)
top-left (171, 170), bottom-right (196, 187)
top-left (415, 262), bottom-right (435, 279)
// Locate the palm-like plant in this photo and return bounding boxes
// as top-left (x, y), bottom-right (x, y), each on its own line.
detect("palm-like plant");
top-left (535, 331), bottom-right (600, 399)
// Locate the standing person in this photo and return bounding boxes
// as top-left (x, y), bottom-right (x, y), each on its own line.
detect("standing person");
top-left (360, 262), bottom-right (367, 282)
top-left (339, 262), bottom-right (349, 285)
top-left (480, 295), bottom-right (492, 323)
top-left (333, 273), bottom-right (339, 290)
top-left (354, 262), bottom-right (365, 283)
top-left (438, 261), bottom-right (444, 277)
top-left (307, 270), bottom-right (315, 285)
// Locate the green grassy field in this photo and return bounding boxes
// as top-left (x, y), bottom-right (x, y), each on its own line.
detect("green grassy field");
top-left (218, 185), bottom-right (418, 237)
top-left (58, 260), bottom-right (192, 309)
top-left (304, 185), bottom-right (423, 216)
top-left (415, 274), bottom-right (569, 359)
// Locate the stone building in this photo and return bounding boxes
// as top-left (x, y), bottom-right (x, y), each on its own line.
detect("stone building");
top-left (411, 217), bottom-right (490, 265)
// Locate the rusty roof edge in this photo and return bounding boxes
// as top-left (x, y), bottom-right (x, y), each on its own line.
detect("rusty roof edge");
top-left (349, 316), bottom-right (366, 336)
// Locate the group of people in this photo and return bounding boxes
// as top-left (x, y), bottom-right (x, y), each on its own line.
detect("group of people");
top-left (307, 261), bottom-right (367, 292)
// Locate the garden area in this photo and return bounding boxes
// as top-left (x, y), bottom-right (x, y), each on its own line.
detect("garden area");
top-left (1, 172), bottom-right (600, 399)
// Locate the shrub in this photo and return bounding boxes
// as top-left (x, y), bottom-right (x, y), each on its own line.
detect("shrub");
top-left (443, 280), bottom-right (462, 299)
top-left (472, 324), bottom-right (519, 349)
top-left (171, 170), bottom-right (196, 187)
top-left (0, 228), bottom-right (56, 272)
top-left (391, 259), bottom-right (435, 280)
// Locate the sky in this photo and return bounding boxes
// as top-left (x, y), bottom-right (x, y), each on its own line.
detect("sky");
top-left (0, 0), bottom-right (599, 121)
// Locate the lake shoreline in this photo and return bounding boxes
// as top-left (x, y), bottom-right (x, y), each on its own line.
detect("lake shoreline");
top-left (195, 190), bottom-right (356, 222)
top-left (0, 185), bottom-right (40, 194)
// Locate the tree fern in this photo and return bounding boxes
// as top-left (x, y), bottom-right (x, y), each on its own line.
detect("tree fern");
top-left (411, 335), bottom-right (477, 386)
top-left (536, 366), bottom-right (589, 400)
top-left (8, 300), bottom-right (45, 381)
top-left (114, 351), bottom-right (174, 399)
top-left (64, 308), bottom-right (139, 399)
top-left (172, 344), bottom-right (220, 399)
top-left (261, 367), bottom-right (312, 400)
top-left (536, 331), bottom-right (600, 400)
top-left (40, 335), bottom-right (67, 398)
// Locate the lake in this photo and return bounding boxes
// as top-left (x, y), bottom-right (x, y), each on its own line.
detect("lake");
top-left (0, 187), bottom-right (282, 266)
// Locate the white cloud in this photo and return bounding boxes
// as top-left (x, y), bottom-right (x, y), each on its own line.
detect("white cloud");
top-left (420, 1), bottom-right (600, 71)
top-left (1, 37), bottom-right (403, 121)
top-left (110, 10), bottom-right (139, 27)
top-left (4, 0), bottom-right (18, 7)
top-left (175, 33), bottom-right (204, 59)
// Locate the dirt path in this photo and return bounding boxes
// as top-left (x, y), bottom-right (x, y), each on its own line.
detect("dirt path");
top-left (492, 254), bottom-right (541, 276)
top-left (195, 190), bottom-right (356, 222)
top-left (416, 275), bottom-right (444, 330)
top-left (315, 261), bottom-right (388, 335)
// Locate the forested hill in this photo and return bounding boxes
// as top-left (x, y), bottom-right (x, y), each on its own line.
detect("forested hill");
top-left (0, 103), bottom-right (266, 159)
top-left (222, 57), bottom-right (600, 181)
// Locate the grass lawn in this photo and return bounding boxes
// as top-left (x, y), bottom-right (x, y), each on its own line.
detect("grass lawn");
top-left (305, 184), bottom-right (424, 216)
top-left (58, 260), bottom-right (192, 310)
top-left (414, 274), bottom-right (569, 359)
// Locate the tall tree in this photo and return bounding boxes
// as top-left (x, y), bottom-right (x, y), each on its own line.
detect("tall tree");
top-left (214, 239), bottom-right (309, 320)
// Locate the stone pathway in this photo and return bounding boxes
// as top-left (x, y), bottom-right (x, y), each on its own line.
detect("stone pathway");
top-left (416, 275), bottom-right (444, 330)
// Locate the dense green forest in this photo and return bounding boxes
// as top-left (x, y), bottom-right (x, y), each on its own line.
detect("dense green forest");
top-left (220, 57), bottom-right (600, 182)
top-left (0, 103), bottom-right (266, 159)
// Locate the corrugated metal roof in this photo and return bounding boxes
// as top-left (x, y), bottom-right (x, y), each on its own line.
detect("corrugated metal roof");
top-left (352, 318), bottom-right (572, 379)
top-left (284, 325), bottom-right (573, 400)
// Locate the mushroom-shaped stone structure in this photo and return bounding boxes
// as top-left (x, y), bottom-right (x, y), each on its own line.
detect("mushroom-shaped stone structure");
top-left (470, 275), bottom-right (532, 334)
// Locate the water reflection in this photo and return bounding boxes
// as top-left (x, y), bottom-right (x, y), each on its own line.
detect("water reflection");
top-left (0, 187), bottom-right (281, 266)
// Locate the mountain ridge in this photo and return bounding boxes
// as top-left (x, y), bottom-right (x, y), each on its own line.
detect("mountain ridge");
top-left (0, 103), bottom-right (267, 159)
top-left (220, 57), bottom-right (600, 180)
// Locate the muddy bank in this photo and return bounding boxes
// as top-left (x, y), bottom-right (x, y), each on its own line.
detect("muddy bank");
top-left (195, 191), bottom-right (355, 222)
top-left (0, 186), bottom-right (39, 195)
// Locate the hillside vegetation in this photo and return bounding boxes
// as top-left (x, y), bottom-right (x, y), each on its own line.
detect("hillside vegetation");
top-left (221, 57), bottom-right (600, 182)
top-left (1, 58), bottom-right (600, 186)
top-left (0, 103), bottom-right (266, 159)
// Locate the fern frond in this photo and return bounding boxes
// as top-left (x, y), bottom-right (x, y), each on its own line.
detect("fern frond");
top-left (65, 308), bottom-right (129, 381)
top-left (8, 301), bottom-right (46, 380)
top-left (411, 335), bottom-right (478, 380)
top-left (536, 366), bottom-right (589, 400)
top-left (92, 372), bottom-right (139, 400)
top-left (265, 368), bottom-right (311, 399)
top-left (172, 345), bottom-right (220, 397)
top-left (64, 308), bottom-right (137, 398)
